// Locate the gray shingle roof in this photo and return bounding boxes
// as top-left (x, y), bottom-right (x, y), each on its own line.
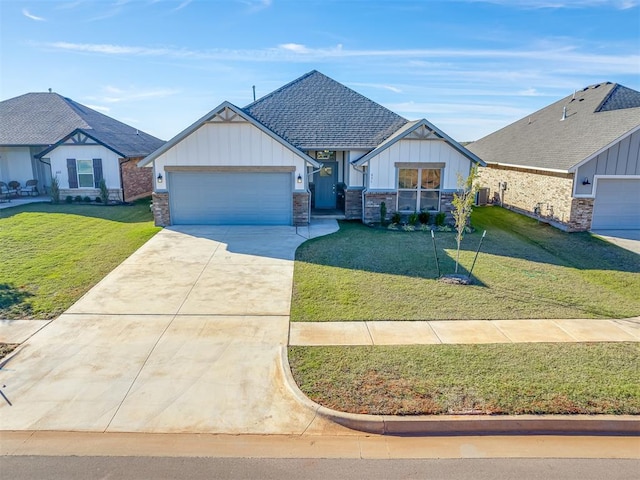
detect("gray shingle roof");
top-left (467, 83), bottom-right (640, 172)
top-left (0, 92), bottom-right (164, 157)
top-left (243, 70), bottom-right (408, 150)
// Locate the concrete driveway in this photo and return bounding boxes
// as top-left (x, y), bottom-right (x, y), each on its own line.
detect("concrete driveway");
top-left (0, 223), bottom-right (342, 434)
top-left (590, 230), bottom-right (640, 255)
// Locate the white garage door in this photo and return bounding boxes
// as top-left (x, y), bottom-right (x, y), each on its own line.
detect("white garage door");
top-left (169, 171), bottom-right (293, 225)
top-left (591, 178), bottom-right (640, 230)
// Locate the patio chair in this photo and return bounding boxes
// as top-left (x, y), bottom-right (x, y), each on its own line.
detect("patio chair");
top-left (8, 181), bottom-right (20, 196)
top-left (20, 179), bottom-right (39, 196)
top-left (0, 181), bottom-right (17, 199)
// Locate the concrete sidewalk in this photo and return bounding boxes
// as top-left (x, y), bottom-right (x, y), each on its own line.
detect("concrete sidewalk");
top-left (289, 318), bottom-right (640, 345)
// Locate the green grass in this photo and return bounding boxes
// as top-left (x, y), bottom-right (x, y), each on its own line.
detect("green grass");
top-left (291, 207), bottom-right (640, 321)
top-left (0, 200), bottom-right (160, 319)
top-left (289, 343), bottom-right (640, 415)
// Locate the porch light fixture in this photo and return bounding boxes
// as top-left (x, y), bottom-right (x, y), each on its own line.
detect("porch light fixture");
top-left (297, 173), bottom-right (302, 184)
top-left (582, 177), bottom-right (591, 186)
top-left (157, 173), bottom-right (163, 183)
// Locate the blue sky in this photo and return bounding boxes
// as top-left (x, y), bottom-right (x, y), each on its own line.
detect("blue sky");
top-left (1, 0), bottom-right (639, 141)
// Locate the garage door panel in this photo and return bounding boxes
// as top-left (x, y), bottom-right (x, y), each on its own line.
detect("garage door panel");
top-left (591, 179), bottom-right (640, 230)
top-left (169, 171), bottom-right (293, 225)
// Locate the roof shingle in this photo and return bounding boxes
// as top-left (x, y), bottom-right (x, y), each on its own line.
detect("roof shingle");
top-left (467, 83), bottom-right (640, 172)
top-left (243, 70), bottom-right (408, 149)
top-left (0, 92), bottom-right (164, 157)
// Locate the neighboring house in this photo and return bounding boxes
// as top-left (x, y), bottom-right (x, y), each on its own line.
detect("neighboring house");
top-left (140, 70), bottom-right (484, 226)
top-left (0, 92), bottom-right (164, 202)
top-left (467, 82), bottom-right (640, 231)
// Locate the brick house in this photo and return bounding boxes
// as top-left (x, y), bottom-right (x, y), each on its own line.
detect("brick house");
top-left (0, 92), bottom-right (164, 202)
top-left (140, 71), bottom-right (484, 226)
top-left (468, 83), bottom-right (640, 231)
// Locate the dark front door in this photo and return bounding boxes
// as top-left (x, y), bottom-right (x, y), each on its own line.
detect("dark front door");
top-left (314, 162), bottom-right (338, 209)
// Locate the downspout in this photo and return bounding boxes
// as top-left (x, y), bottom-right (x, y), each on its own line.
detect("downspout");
top-left (352, 163), bottom-right (368, 223)
top-left (306, 163), bottom-right (324, 223)
top-left (119, 157), bottom-right (131, 203)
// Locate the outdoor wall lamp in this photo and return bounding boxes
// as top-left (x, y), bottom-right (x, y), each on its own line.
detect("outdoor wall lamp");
top-left (157, 173), bottom-right (163, 183)
top-left (297, 173), bottom-right (302, 184)
top-left (582, 177), bottom-right (591, 185)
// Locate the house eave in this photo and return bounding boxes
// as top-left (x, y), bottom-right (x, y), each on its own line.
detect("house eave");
top-left (138, 101), bottom-right (320, 169)
top-left (485, 161), bottom-right (571, 175)
top-left (567, 124), bottom-right (640, 173)
top-left (35, 129), bottom-right (127, 158)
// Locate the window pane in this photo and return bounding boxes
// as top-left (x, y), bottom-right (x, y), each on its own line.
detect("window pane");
top-left (398, 169), bottom-right (418, 189)
top-left (420, 191), bottom-right (440, 211)
top-left (78, 173), bottom-right (94, 188)
top-left (77, 160), bottom-right (93, 174)
top-left (421, 169), bottom-right (441, 190)
top-left (398, 191), bottom-right (417, 211)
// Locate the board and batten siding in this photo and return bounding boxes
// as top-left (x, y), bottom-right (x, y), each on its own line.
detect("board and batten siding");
top-left (347, 150), bottom-right (368, 188)
top-left (575, 129), bottom-right (640, 196)
top-left (153, 122), bottom-right (308, 191)
top-left (367, 139), bottom-right (472, 190)
top-left (47, 144), bottom-right (121, 189)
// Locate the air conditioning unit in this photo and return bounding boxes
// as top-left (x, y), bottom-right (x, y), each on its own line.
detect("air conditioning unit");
top-left (476, 187), bottom-right (489, 206)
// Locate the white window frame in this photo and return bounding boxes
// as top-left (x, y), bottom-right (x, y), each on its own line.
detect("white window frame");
top-left (76, 159), bottom-right (95, 189)
top-left (397, 167), bottom-right (442, 212)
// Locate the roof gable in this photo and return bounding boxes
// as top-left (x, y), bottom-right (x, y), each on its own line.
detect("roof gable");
top-left (467, 83), bottom-right (640, 172)
top-left (243, 70), bottom-right (408, 149)
top-left (354, 119), bottom-right (485, 167)
top-left (0, 92), bottom-right (164, 157)
top-left (139, 102), bottom-right (319, 167)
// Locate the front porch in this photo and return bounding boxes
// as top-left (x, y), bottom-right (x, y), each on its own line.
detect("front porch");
top-left (0, 194), bottom-right (49, 210)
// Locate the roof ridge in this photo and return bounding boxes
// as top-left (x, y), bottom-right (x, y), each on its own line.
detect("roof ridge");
top-left (244, 70), bottom-right (318, 109)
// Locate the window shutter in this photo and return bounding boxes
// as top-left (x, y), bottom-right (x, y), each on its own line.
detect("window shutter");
top-left (93, 158), bottom-right (103, 188)
top-left (67, 159), bottom-right (78, 188)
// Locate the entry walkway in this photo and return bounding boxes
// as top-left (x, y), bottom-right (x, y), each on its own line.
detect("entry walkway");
top-left (290, 318), bottom-right (640, 345)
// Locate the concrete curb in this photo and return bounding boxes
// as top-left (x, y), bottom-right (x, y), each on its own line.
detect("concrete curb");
top-left (280, 347), bottom-right (640, 436)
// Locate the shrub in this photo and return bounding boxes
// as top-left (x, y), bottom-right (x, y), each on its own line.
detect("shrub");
top-left (50, 176), bottom-right (60, 204)
top-left (74, 195), bottom-right (83, 203)
top-left (83, 195), bottom-right (91, 203)
top-left (408, 212), bottom-right (419, 226)
top-left (98, 178), bottom-right (109, 204)
top-left (435, 212), bottom-right (446, 226)
top-left (65, 195), bottom-right (73, 204)
top-left (380, 201), bottom-right (387, 225)
top-left (402, 224), bottom-right (415, 232)
top-left (419, 211), bottom-right (430, 224)
top-left (95, 196), bottom-right (102, 203)
top-left (391, 212), bottom-right (402, 224)
top-left (420, 223), bottom-right (431, 232)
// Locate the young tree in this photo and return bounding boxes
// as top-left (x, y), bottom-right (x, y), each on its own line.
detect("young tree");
top-left (452, 166), bottom-right (479, 274)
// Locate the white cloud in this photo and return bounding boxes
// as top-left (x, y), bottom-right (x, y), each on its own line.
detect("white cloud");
top-left (89, 86), bottom-right (181, 104)
top-left (84, 104), bottom-right (111, 113)
top-left (238, 0), bottom-right (273, 12)
top-left (279, 43), bottom-right (310, 54)
top-left (174, 0), bottom-right (192, 11)
top-left (350, 82), bottom-right (403, 94)
top-left (465, 0), bottom-right (638, 9)
top-left (22, 9), bottom-right (46, 21)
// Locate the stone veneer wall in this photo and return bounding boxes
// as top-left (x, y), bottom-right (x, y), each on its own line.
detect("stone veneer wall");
top-left (152, 192), bottom-right (170, 226)
top-left (363, 191), bottom-right (397, 224)
top-left (293, 191), bottom-right (310, 226)
top-left (120, 156), bottom-right (153, 202)
top-left (59, 188), bottom-right (122, 202)
top-left (568, 197), bottom-right (594, 232)
top-left (477, 165), bottom-right (583, 230)
top-left (345, 188), bottom-right (363, 220)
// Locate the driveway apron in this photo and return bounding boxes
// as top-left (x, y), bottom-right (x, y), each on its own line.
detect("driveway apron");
top-left (0, 224), bottom-right (340, 434)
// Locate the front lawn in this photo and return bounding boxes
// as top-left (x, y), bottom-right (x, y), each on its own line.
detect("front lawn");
top-left (291, 207), bottom-right (640, 321)
top-left (289, 343), bottom-right (640, 415)
top-left (0, 201), bottom-right (160, 319)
